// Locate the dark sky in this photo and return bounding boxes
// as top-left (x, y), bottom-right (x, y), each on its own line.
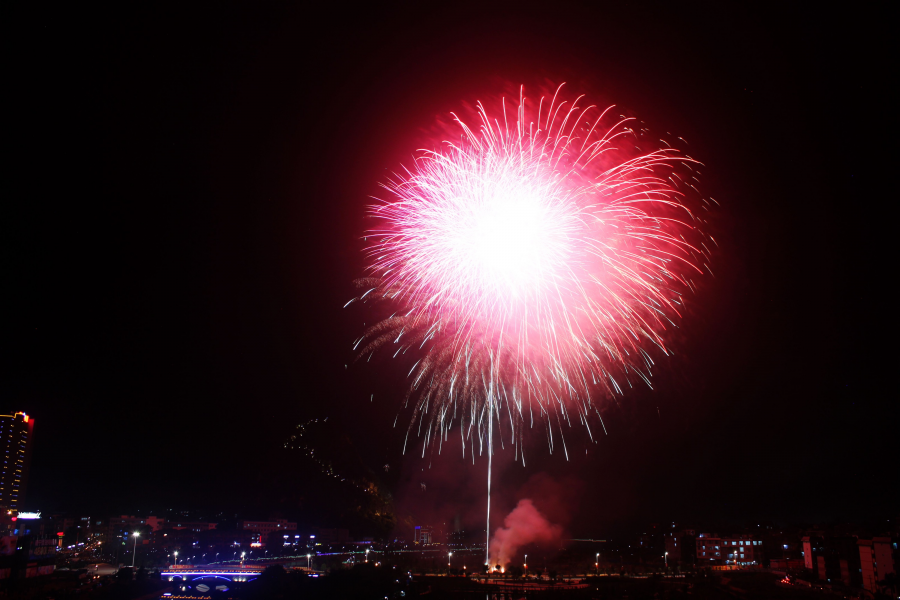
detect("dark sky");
top-left (7, 3), bottom-right (892, 533)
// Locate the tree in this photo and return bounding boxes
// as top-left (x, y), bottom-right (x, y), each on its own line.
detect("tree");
top-left (877, 572), bottom-right (898, 597)
top-left (253, 564), bottom-right (290, 597)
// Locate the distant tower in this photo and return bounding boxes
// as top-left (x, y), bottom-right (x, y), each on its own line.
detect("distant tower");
top-left (414, 526), bottom-right (433, 545)
top-left (0, 412), bottom-right (34, 514)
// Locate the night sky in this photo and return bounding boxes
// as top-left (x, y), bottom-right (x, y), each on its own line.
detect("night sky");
top-left (7, 3), bottom-right (892, 534)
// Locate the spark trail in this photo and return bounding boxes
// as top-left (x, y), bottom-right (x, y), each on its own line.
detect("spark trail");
top-left (350, 84), bottom-right (712, 564)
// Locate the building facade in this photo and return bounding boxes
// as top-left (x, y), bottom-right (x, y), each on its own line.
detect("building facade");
top-left (664, 529), bottom-right (696, 564)
top-left (314, 528), bottom-right (350, 545)
top-left (107, 515), bottom-right (154, 548)
top-left (169, 520), bottom-right (216, 532)
top-left (276, 531), bottom-right (317, 551)
top-left (414, 526), bottom-right (433, 545)
top-left (721, 535), bottom-right (763, 566)
top-left (802, 534), bottom-right (863, 586)
top-left (695, 533), bottom-right (762, 566)
top-left (802, 535), bottom-right (821, 571)
top-left (859, 537), bottom-right (897, 595)
top-left (241, 519), bottom-right (297, 546)
top-left (0, 412), bottom-right (34, 515)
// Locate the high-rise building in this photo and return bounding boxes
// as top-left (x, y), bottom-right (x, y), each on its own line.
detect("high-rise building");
top-left (414, 526), bottom-right (433, 545)
top-left (858, 537), bottom-right (897, 594)
top-left (0, 412), bottom-right (34, 514)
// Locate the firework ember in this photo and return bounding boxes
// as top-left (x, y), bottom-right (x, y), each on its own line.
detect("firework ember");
top-left (351, 84), bottom-right (711, 562)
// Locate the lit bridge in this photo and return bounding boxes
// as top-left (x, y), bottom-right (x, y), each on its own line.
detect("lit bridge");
top-left (160, 566), bottom-right (265, 583)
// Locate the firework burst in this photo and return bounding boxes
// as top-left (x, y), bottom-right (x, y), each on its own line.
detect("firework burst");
top-left (349, 84), bottom-right (712, 560)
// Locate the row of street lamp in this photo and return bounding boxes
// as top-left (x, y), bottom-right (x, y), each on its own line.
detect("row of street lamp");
top-left (593, 550), bottom-right (670, 574)
top-left (128, 532), bottom-right (315, 571)
top-left (127, 535), bottom-right (668, 575)
top-left (131, 539), bottom-right (672, 575)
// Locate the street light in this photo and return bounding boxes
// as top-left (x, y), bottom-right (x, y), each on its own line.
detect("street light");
top-left (307, 554), bottom-right (311, 570)
top-left (366, 548), bottom-right (369, 563)
top-left (665, 551), bottom-right (668, 571)
top-left (131, 532), bottom-right (140, 568)
top-left (524, 554), bottom-right (528, 576)
top-left (596, 553), bottom-right (600, 576)
top-left (241, 551), bottom-right (246, 566)
top-left (173, 551), bottom-right (178, 567)
top-left (448, 552), bottom-right (452, 571)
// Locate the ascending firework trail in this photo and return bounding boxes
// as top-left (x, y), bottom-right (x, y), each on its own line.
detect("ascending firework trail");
top-left (349, 84), bottom-right (713, 566)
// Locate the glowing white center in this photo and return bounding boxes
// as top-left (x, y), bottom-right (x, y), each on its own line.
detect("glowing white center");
top-left (457, 186), bottom-right (566, 299)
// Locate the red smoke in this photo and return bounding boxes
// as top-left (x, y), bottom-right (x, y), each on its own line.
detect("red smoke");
top-left (489, 498), bottom-right (562, 566)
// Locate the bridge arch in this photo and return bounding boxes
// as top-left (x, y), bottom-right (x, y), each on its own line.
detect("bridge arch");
top-left (161, 569), bottom-right (262, 583)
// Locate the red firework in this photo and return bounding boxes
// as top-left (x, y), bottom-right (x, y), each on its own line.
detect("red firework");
top-left (351, 83), bottom-right (712, 564)
top-left (353, 84), bottom-right (710, 458)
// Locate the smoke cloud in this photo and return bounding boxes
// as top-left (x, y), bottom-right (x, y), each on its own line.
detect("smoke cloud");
top-left (489, 498), bottom-right (562, 566)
